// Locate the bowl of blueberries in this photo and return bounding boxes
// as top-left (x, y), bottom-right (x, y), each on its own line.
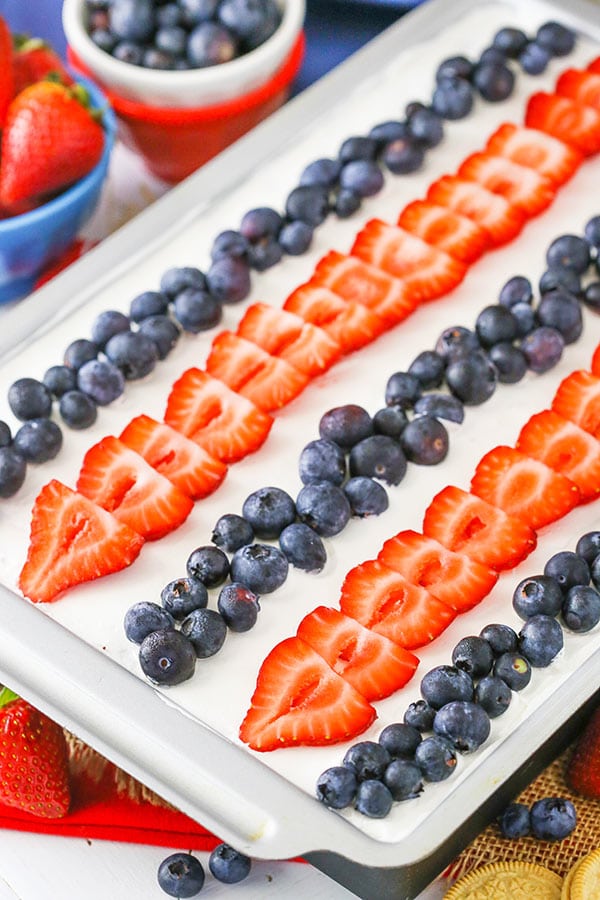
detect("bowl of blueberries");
top-left (63, 0), bottom-right (306, 182)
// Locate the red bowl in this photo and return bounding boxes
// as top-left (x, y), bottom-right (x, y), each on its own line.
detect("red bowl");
top-left (68, 33), bottom-right (305, 183)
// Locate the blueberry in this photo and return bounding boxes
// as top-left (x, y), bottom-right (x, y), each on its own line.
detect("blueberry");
top-left (156, 3), bottom-right (183, 27)
top-left (349, 435), bottom-right (407, 486)
top-left (212, 513), bottom-right (254, 553)
top-left (138, 315), bottom-right (180, 359)
top-left (0, 447), bottom-right (27, 498)
top-left (407, 107), bottom-right (444, 148)
top-left (518, 614), bottom-right (564, 667)
top-left (124, 601), bottom-right (175, 643)
top-left (218, 0), bottom-right (278, 46)
top-left (400, 415), bottom-right (449, 465)
top-left (562, 585), bottom-right (600, 632)
top-left (295, 481), bottom-right (351, 537)
top-left (155, 24), bottom-right (187, 56)
top-left (77, 359), bottom-right (125, 405)
top-left (8, 377), bottom-right (53, 421)
top-left (435, 325), bottom-right (480, 361)
top-left (535, 21), bottom-right (576, 57)
top-left (492, 26), bottom-right (528, 57)
top-left (354, 779), bottom-right (393, 818)
top-left (592, 556), bottom-right (600, 592)
top-left (385, 371), bottom-right (422, 409)
top-left (446, 351), bottom-right (497, 405)
top-left (520, 326), bottom-right (564, 373)
top-left (179, 0), bottom-right (219, 27)
top-left (585, 215), bottom-right (600, 248)
top-left (335, 188), bottom-right (362, 218)
top-left (546, 233), bottom-right (591, 274)
top-left (487, 343), bottom-right (528, 384)
top-left (475, 305), bottom-right (518, 347)
top-left (372, 405), bottom-right (408, 438)
top-left (285, 185), bottom-right (329, 226)
top-left (90, 310), bottom-right (130, 348)
top-left (339, 160), bottom-right (384, 198)
top-left (109, 0), bottom-right (155, 43)
top-left (382, 137), bottom-right (425, 175)
top-left (316, 766), bottom-right (358, 809)
top-left (433, 700), bottom-right (491, 753)
top-left (161, 577), bottom-right (208, 619)
top-left (378, 722), bottom-right (422, 759)
top-left (241, 485), bottom-right (295, 540)
top-left (473, 61), bottom-right (515, 101)
top-left (113, 40), bottom-right (144, 65)
top-left (208, 843), bottom-right (251, 884)
top-left (319, 404), bottom-right (373, 449)
top-left (105, 331), bottom-right (158, 380)
top-left (414, 393), bottom-right (465, 424)
top-left (518, 40), bottom-right (551, 74)
top-left (230, 543), bottom-right (289, 593)
top-left (420, 665), bottom-right (474, 709)
top-left (187, 21), bottom-right (237, 66)
top-left (59, 390), bottom-right (97, 429)
top-left (210, 230), bottom-right (249, 261)
top-left (583, 282), bottom-right (600, 312)
top-left (299, 158), bottom-right (342, 188)
top-left (180, 607), bottom-right (227, 658)
top-left (435, 55), bottom-right (474, 82)
top-left (479, 623), bottom-right (518, 656)
top-left (171, 288), bottom-right (221, 332)
top-left (530, 797), bottom-right (577, 840)
top-left (278, 220), bottom-right (313, 255)
top-left (432, 77), bottom-right (473, 120)
top-left (576, 531), bottom-right (600, 566)
top-left (414, 735), bottom-right (457, 782)
top-left (0, 421), bottom-right (11, 448)
top-left (499, 275), bottom-right (533, 308)
top-left (13, 419), bottom-right (62, 463)
top-left (91, 28), bottom-right (116, 52)
top-left (383, 758), bottom-right (423, 800)
top-left (536, 290), bottom-right (582, 344)
top-left (512, 575), bottom-right (564, 619)
top-left (494, 652), bottom-right (531, 690)
top-left (247, 237), bottom-right (283, 271)
top-left (217, 582), bottom-right (260, 632)
top-left (43, 365), bottom-right (77, 398)
top-left (498, 802), bottom-right (530, 838)
top-left (160, 266), bottom-right (207, 299)
top-left (544, 550), bottom-right (590, 591)
top-left (451, 636), bottom-right (494, 678)
top-left (338, 135), bottom-right (378, 163)
top-left (206, 256), bottom-right (251, 304)
top-left (511, 302), bottom-right (536, 337)
top-left (240, 207), bottom-right (282, 241)
top-left (64, 338), bottom-right (99, 371)
top-left (186, 545), bottom-right (229, 587)
top-left (478, 46), bottom-right (508, 66)
top-left (404, 699), bottom-right (436, 732)
top-left (299, 439), bottom-right (346, 486)
top-left (408, 350), bottom-right (446, 389)
top-left (343, 741), bottom-right (390, 780)
top-left (474, 675), bottom-right (512, 718)
top-left (279, 522), bottom-right (327, 572)
top-left (157, 852), bottom-right (205, 898)
top-left (343, 476), bottom-right (389, 517)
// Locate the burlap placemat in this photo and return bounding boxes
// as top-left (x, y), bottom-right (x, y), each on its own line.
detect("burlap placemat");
top-left (446, 745), bottom-right (600, 882)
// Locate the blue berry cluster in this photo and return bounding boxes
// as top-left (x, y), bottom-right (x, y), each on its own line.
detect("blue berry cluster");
top-left (498, 797), bottom-right (577, 841)
top-left (315, 530), bottom-right (600, 820)
top-left (157, 842), bottom-right (251, 898)
top-left (86, 0), bottom-right (281, 70)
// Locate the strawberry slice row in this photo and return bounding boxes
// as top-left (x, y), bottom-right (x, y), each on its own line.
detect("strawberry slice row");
top-left (240, 350), bottom-right (600, 752)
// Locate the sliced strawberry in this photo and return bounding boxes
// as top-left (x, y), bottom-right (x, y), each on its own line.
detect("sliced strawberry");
top-left (339, 559), bottom-right (456, 650)
top-left (485, 123), bottom-right (582, 188)
top-left (283, 281), bottom-right (387, 353)
top-left (422, 484), bottom-right (537, 571)
top-left (76, 435), bottom-right (193, 540)
top-left (556, 68), bottom-right (600, 112)
top-left (457, 151), bottom-right (556, 217)
top-left (296, 605), bottom-right (419, 701)
top-left (551, 369), bottom-right (600, 436)
top-left (239, 636), bottom-right (376, 751)
top-left (397, 199), bottom-right (491, 263)
top-left (470, 445), bottom-right (580, 530)
top-left (377, 530), bottom-right (498, 613)
top-left (19, 480), bottom-right (145, 603)
top-left (427, 175), bottom-right (525, 247)
top-left (311, 250), bottom-right (417, 327)
top-left (525, 92), bottom-right (600, 156)
top-left (236, 302), bottom-right (342, 377)
top-left (206, 332), bottom-right (309, 412)
top-left (593, 345), bottom-right (600, 378)
top-left (351, 219), bottom-right (467, 302)
top-left (119, 414), bottom-right (227, 501)
top-left (164, 368), bottom-right (273, 463)
top-left (516, 409), bottom-right (600, 503)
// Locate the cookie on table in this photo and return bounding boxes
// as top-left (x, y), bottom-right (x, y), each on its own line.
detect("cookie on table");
top-left (443, 860), bottom-right (563, 899)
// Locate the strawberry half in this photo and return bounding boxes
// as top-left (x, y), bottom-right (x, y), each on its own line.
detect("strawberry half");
top-left (427, 174), bottom-right (525, 247)
top-left (525, 92), bottom-right (600, 156)
top-left (566, 703), bottom-right (600, 798)
top-left (283, 281), bottom-right (387, 353)
top-left (296, 605), bottom-right (419, 701)
top-left (339, 559), bottom-right (456, 650)
top-left (351, 219), bottom-right (468, 302)
top-left (312, 250), bottom-right (416, 328)
top-left (485, 123), bottom-right (582, 188)
top-left (0, 689), bottom-right (70, 818)
top-left (236, 302), bottom-right (342, 377)
top-left (551, 369), bottom-right (600, 436)
top-left (378, 530), bottom-right (498, 613)
top-left (0, 15), bottom-right (13, 128)
top-left (206, 331), bottom-right (309, 412)
top-left (19, 480), bottom-right (144, 603)
top-left (470, 445), bottom-right (580, 530)
top-left (119, 414), bottom-right (227, 501)
top-left (397, 199), bottom-right (491, 263)
top-left (422, 484), bottom-right (537, 571)
top-left (76, 436), bottom-right (193, 541)
top-left (457, 151), bottom-right (556, 217)
top-left (516, 409), bottom-right (600, 503)
top-left (556, 68), bottom-right (600, 112)
top-left (164, 368), bottom-right (273, 463)
top-left (239, 636), bottom-right (376, 751)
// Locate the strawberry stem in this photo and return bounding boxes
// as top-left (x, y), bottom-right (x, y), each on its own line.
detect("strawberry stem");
top-left (0, 686), bottom-right (19, 709)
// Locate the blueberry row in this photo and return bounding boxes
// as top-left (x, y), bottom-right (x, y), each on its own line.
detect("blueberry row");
top-left (158, 841), bottom-right (252, 898)
top-left (315, 531), bottom-right (600, 820)
top-left (0, 19), bottom-right (576, 500)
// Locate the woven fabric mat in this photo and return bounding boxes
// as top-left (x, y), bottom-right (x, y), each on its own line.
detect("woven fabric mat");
top-left (446, 744), bottom-right (600, 882)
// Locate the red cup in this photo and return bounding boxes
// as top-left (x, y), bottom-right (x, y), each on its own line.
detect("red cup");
top-left (68, 34), bottom-right (304, 183)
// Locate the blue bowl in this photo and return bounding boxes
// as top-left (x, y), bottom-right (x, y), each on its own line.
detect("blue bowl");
top-left (0, 77), bottom-right (116, 305)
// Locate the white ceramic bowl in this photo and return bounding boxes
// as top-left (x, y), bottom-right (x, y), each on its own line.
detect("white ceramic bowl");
top-left (62, 0), bottom-right (305, 108)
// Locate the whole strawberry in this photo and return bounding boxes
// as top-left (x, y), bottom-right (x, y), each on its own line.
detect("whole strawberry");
top-left (0, 80), bottom-right (105, 215)
top-left (567, 704), bottom-right (600, 798)
top-left (0, 15), bottom-right (13, 127)
top-left (12, 36), bottom-right (75, 95)
top-left (0, 688), bottom-right (71, 818)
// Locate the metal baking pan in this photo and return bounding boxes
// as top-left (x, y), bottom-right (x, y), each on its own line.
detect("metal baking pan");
top-left (2, 0), bottom-right (600, 896)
